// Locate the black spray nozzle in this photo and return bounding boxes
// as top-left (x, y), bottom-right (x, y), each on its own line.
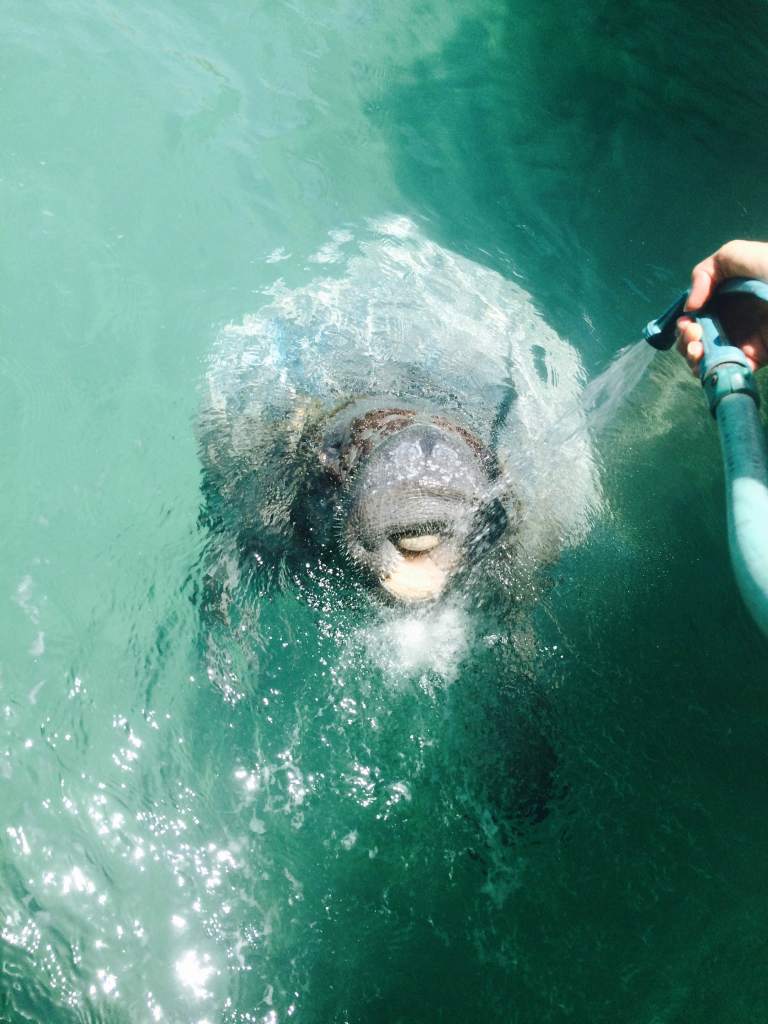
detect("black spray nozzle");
top-left (643, 277), bottom-right (768, 351)
top-left (643, 291), bottom-right (688, 350)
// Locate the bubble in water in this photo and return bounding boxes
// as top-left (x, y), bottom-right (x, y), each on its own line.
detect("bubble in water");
top-left (356, 602), bottom-right (469, 684)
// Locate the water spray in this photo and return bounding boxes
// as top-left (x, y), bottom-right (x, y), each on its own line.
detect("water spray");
top-left (644, 278), bottom-right (768, 636)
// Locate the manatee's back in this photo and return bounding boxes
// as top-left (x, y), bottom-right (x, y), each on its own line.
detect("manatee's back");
top-left (200, 216), bottom-right (601, 565)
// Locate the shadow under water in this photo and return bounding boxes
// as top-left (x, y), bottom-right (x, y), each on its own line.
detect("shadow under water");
top-left (374, 0), bottom-right (768, 369)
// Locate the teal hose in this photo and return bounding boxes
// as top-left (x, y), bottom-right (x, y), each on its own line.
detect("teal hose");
top-left (717, 391), bottom-right (768, 635)
top-left (644, 277), bottom-right (768, 637)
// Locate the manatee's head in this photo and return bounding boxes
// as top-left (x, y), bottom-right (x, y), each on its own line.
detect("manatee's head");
top-left (340, 421), bottom-right (508, 603)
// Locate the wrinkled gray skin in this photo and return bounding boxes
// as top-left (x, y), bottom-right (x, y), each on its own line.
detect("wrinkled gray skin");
top-left (306, 397), bottom-right (511, 599)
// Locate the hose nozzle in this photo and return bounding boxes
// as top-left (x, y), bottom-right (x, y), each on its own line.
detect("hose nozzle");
top-left (643, 277), bottom-right (765, 415)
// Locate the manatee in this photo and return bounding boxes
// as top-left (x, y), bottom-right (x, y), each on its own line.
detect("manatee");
top-left (198, 217), bottom-right (601, 609)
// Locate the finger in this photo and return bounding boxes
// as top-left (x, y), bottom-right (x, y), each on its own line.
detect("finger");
top-left (688, 337), bottom-right (708, 374)
top-left (686, 264), bottom-right (716, 310)
top-left (743, 333), bottom-right (768, 370)
top-left (686, 339), bottom-right (704, 366)
top-left (675, 317), bottom-right (702, 352)
top-left (675, 320), bottom-right (704, 374)
top-left (741, 342), bottom-right (763, 373)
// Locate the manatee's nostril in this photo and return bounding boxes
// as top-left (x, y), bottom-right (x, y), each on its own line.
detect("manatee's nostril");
top-left (417, 434), bottom-right (435, 458)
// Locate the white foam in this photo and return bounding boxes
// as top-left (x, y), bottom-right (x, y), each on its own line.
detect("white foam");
top-left (355, 602), bottom-right (469, 685)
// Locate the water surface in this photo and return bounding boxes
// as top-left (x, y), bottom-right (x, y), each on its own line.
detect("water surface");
top-left (3, 2), bottom-right (768, 1022)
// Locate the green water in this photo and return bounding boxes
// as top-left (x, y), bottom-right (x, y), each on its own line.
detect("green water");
top-left (3, 1), bottom-right (768, 1021)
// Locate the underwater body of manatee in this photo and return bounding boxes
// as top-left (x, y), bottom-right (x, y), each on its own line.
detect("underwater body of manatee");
top-left (197, 215), bottom-right (601, 820)
top-left (5, 2), bottom-right (768, 1022)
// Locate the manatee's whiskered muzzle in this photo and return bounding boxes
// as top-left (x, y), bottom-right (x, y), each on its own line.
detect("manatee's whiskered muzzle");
top-left (337, 418), bottom-right (507, 603)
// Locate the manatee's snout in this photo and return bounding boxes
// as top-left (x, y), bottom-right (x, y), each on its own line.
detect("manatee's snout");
top-left (343, 423), bottom-right (505, 602)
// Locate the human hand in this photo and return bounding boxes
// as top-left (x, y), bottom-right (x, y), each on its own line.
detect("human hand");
top-left (676, 239), bottom-right (768, 374)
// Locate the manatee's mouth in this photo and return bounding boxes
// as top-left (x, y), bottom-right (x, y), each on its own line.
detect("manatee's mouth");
top-left (365, 497), bottom-right (508, 603)
top-left (379, 522), bottom-right (459, 603)
top-left (388, 516), bottom-right (450, 549)
top-left (393, 532), bottom-right (442, 554)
